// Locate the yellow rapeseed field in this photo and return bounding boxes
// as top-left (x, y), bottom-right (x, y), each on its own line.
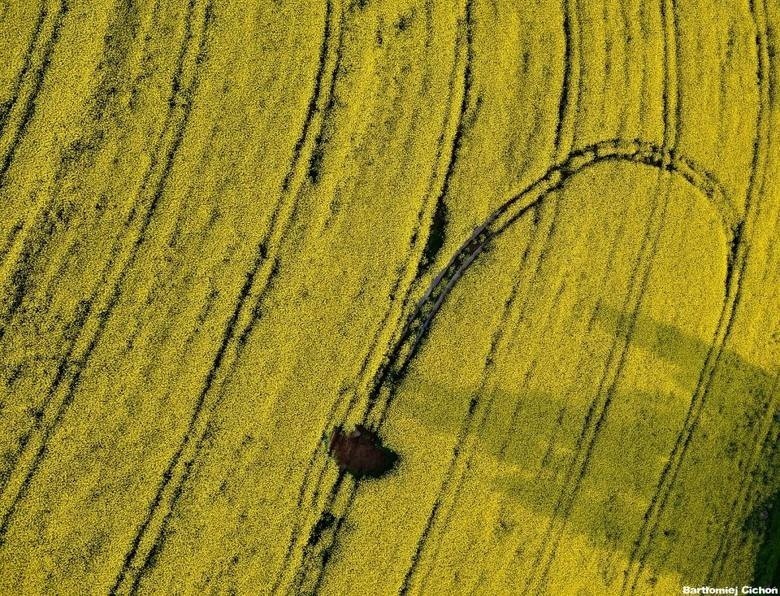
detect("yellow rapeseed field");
top-left (0, 0), bottom-right (777, 594)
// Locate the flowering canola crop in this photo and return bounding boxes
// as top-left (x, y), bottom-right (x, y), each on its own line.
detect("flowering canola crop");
top-left (0, 0), bottom-right (778, 594)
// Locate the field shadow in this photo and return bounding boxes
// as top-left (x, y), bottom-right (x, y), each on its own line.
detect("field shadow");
top-left (398, 307), bottom-right (777, 583)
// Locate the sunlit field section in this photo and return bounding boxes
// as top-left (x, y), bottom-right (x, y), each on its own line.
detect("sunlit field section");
top-left (0, 0), bottom-right (777, 594)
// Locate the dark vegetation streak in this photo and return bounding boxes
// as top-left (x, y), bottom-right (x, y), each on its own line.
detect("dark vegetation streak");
top-left (0, 0), bottom-right (145, 492)
top-left (106, 3), bottom-right (279, 592)
top-left (492, 209), bottom-right (554, 462)
top-left (707, 0), bottom-right (776, 584)
top-left (671, 0), bottom-right (683, 145)
top-left (0, 0), bottom-right (68, 190)
top-left (0, 0), bottom-right (141, 341)
top-left (0, 0), bottom-right (149, 490)
top-left (408, 85), bottom-right (577, 587)
top-left (237, 0), bottom-right (337, 353)
top-left (297, 475), bottom-right (349, 596)
top-left (90, 0), bottom-right (143, 123)
top-left (571, 0), bottom-right (586, 150)
top-left (114, 2), bottom-right (352, 590)
top-left (185, 4), bottom-right (342, 591)
top-left (411, 201), bottom-right (564, 594)
top-left (0, 0), bottom-right (46, 139)
top-left (0, 1), bottom-right (69, 329)
top-left (272, 3), bottom-right (468, 591)
top-left (503, 210), bottom-right (629, 503)
top-left (601, 21), bottom-right (686, 586)
top-left (418, 0), bottom-right (475, 275)
top-left (420, 198), bottom-right (448, 272)
top-left (530, 22), bottom-right (680, 573)
top-left (602, 1), bottom-right (611, 103)
top-left (0, 0), bottom-right (152, 345)
top-left (534, 182), bottom-right (671, 592)
top-left (658, 0), bottom-right (672, 151)
top-left (0, 222), bottom-right (22, 264)
top-left (0, 212), bottom-right (57, 342)
top-left (122, 239), bottom-right (268, 595)
top-left (625, 1), bottom-right (769, 590)
top-left (467, 6), bottom-right (579, 547)
top-left (0, 289), bottom-right (90, 494)
top-left (0, 0), bottom-right (208, 551)
top-left (553, 0), bottom-right (572, 159)
top-left (289, 2), bottom-right (480, 591)
top-left (286, 132), bottom-right (734, 593)
top-left (307, 5), bottom-right (344, 186)
top-left (277, 6), bottom-right (330, 187)
top-left (588, 3), bottom-right (681, 593)
top-left (751, 421), bottom-right (780, 588)
top-left (616, 0), bottom-right (632, 138)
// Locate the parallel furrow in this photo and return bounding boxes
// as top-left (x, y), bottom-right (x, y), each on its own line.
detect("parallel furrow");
top-left (0, 0), bottom-right (211, 549)
top-left (108, 1), bottom-right (352, 592)
top-left (276, 1), bottom-right (479, 592)
top-left (622, 0), bottom-right (771, 591)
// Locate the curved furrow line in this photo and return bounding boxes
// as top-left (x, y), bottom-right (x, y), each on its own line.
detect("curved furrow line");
top-left (489, 0), bottom-right (598, 498)
top-left (278, 2), bottom-right (479, 592)
top-left (413, 239), bottom-right (566, 595)
top-left (0, 0), bottom-right (162, 342)
top-left (0, 0), bottom-right (158, 350)
top-left (116, 239), bottom-right (276, 596)
top-left (522, 202), bottom-right (630, 484)
top-left (276, 134), bottom-right (735, 595)
top-left (0, 0), bottom-right (210, 549)
top-left (669, 0), bottom-right (683, 146)
top-left (425, 3), bottom-right (583, 589)
top-left (0, 0), bottom-right (68, 321)
top-left (361, 140), bottom-right (731, 595)
top-left (705, 230), bottom-right (780, 582)
top-left (616, 0), bottom-right (633, 139)
top-left (0, 0), bottom-right (64, 189)
top-left (406, 25), bottom-right (582, 579)
top-left (570, 0), bottom-right (586, 151)
top-left (408, 230), bottom-right (555, 592)
top-left (0, 220), bottom-right (22, 263)
top-left (468, 261), bottom-right (575, 594)
top-left (0, 0), bottom-right (162, 495)
top-left (705, 1), bottom-right (777, 580)
top-left (495, 211), bottom-right (632, 591)
top-left (235, 2), bottom-right (343, 355)
top-left (529, 180), bottom-right (672, 594)
top-left (534, 2), bottom-right (684, 588)
top-left (0, 0), bottom-right (47, 143)
top-left (707, 371), bottom-right (780, 584)
top-left (0, 0), bottom-right (200, 516)
top-left (627, 319), bottom-right (773, 590)
top-left (553, 0), bottom-right (579, 163)
top-left (106, 2), bottom-right (350, 592)
top-left (416, 0), bottom-right (474, 275)
top-left (623, 0), bottom-right (771, 591)
top-left (0, 0), bottom-right (190, 492)
top-left (289, 472), bottom-right (349, 596)
top-left (387, 140), bottom-right (735, 411)
top-left (0, 0), bottom-right (145, 344)
top-left (0, 0), bottom-right (186, 495)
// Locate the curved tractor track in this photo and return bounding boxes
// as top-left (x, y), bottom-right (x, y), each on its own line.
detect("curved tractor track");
top-left (289, 135), bottom-right (750, 593)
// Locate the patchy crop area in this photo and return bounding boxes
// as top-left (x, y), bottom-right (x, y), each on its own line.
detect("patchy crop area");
top-left (0, 0), bottom-right (778, 594)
